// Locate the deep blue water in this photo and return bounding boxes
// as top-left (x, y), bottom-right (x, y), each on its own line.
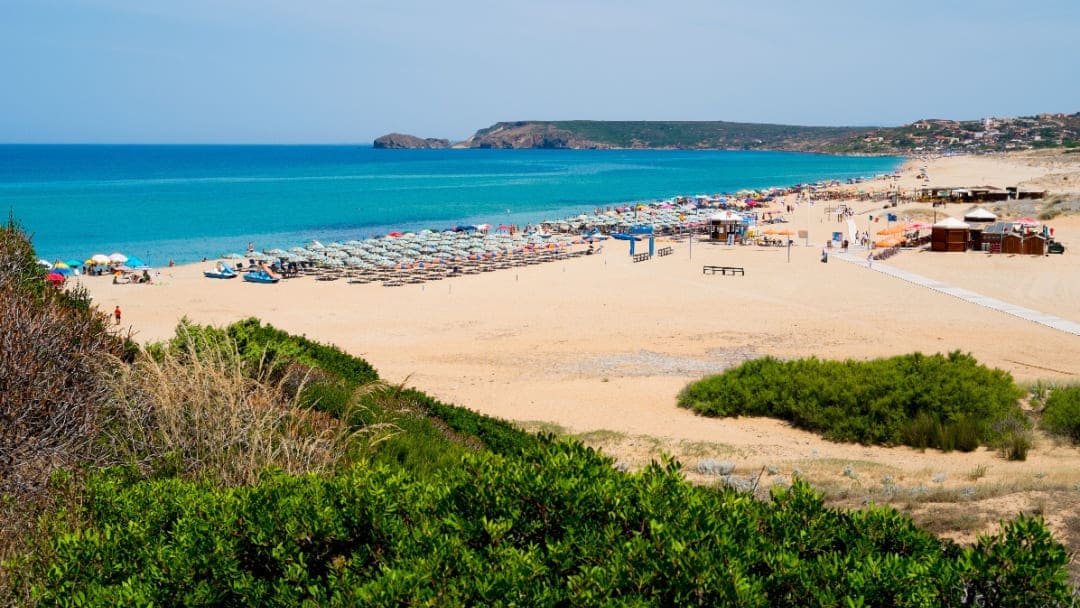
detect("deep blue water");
top-left (0, 145), bottom-right (902, 264)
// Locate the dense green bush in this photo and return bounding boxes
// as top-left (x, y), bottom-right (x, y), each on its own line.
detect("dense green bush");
top-left (226, 318), bottom-right (379, 385)
top-left (19, 442), bottom-right (1073, 606)
top-left (1041, 385), bottom-right (1080, 444)
top-left (678, 352), bottom-right (1025, 451)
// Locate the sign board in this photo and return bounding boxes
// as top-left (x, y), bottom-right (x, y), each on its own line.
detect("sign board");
top-left (797, 230), bottom-right (808, 239)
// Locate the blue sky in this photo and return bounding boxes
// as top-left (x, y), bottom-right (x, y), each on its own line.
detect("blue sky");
top-left (2, 0), bottom-right (1078, 143)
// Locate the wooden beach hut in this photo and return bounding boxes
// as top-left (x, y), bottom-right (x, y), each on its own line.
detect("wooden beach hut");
top-left (708, 210), bottom-right (743, 242)
top-left (964, 207), bottom-right (996, 248)
top-left (963, 207), bottom-right (997, 224)
top-left (930, 217), bottom-right (970, 252)
top-left (979, 222), bottom-right (1046, 254)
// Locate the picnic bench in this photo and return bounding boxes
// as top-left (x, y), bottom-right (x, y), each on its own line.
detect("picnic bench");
top-left (702, 265), bottom-right (745, 276)
top-left (632, 252), bottom-right (651, 263)
top-left (656, 246), bottom-right (673, 257)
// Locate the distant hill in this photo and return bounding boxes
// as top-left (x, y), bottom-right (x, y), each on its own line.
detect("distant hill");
top-left (376, 113), bottom-right (1080, 155)
top-left (458, 120), bottom-right (865, 151)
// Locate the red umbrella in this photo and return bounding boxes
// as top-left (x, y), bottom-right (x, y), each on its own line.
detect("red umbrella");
top-left (46, 272), bottom-right (65, 285)
top-left (1014, 217), bottom-right (1040, 226)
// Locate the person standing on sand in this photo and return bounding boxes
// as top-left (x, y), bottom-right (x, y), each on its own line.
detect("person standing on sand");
top-left (866, 252), bottom-right (873, 268)
top-left (114, 305), bottom-right (121, 325)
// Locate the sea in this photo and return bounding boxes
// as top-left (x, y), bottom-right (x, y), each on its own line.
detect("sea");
top-left (0, 145), bottom-right (902, 265)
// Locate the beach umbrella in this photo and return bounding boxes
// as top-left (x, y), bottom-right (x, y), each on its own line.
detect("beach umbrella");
top-left (1014, 217), bottom-right (1040, 226)
top-left (125, 255), bottom-right (147, 268)
top-left (876, 224), bottom-right (910, 236)
top-left (874, 236), bottom-right (903, 248)
top-left (46, 272), bottom-right (65, 284)
top-left (50, 266), bottom-right (73, 276)
top-left (52, 261), bottom-right (70, 269)
top-left (108, 252), bottom-right (128, 263)
top-left (37, 259), bottom-right (52, 268)
top-left (91, 254), bottom-right (111, 265)
top-left (65, 259), bottom-right (83, 268)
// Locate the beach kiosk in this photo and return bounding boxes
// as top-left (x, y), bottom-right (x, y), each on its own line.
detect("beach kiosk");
top-left (963, 207), bottom-right (997, 224)
top-left (930, 217), bottom-right (970, 252)
top-left (709, 210), bottom-right (743, 244)
top-left (963, 207), bottom-right (997, 249)
top-left (978, 221), bottom-right (1046, 255)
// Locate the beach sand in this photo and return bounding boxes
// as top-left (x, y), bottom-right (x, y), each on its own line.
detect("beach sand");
top-left (77, 150), bottom-right (1080, 551)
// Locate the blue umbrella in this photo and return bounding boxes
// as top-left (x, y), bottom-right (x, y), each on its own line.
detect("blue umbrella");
top-left (125, 255), bottom-right (148, 268)
top-left (51, 266), bottom-right (73, 276)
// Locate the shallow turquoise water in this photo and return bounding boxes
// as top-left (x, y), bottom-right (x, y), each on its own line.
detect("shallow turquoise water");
top-left (0, 145), bottom-right (901, 264)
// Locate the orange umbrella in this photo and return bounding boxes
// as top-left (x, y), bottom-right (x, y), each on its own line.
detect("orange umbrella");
top-left (876, 224), bottom-right (911, 236)
top-left (874, 236), bottom-right (903, 247)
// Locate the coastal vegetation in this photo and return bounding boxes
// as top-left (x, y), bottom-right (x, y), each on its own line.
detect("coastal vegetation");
top-left (1042, 385), bottom-right (1080, 444)
top-left (2, 221), bottom-right (1077, 605)
top-left (677, 353), bottom-right (1028, 454)
top-left (378, 112), bottom-right (1080, 155)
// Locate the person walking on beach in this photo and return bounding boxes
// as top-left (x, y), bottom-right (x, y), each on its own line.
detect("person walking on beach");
top-left (866, 252), bottom-right (873, 268)
top-left (114, 305), bottom-right (122, 325)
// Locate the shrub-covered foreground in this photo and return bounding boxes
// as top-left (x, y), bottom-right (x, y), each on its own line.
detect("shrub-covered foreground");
top-left (1042, 385), bottom-right (1080, 444)
top-left (19, 443), bottom-right (1074, 606)
top-left (678, 352), bottom-right (1027, 451)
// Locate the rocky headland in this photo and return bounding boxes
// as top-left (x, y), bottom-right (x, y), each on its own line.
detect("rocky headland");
top-left (372, 133), bottom-right (451, 149)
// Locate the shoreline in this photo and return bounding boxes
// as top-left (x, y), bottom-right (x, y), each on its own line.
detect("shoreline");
top-left (16, 147), bottom-right (903, 266)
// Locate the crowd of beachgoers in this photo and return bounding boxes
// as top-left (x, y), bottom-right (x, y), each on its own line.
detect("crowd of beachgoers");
top-left (205, 176), bottom-right (910, 285)
top-left (41, 172), bottom-right (910, 288)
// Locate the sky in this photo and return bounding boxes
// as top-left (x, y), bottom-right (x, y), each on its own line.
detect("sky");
top-left (1, 0), bottom-right (1078, 143)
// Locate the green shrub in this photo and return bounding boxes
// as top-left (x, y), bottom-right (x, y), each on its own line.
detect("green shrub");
top-left (1041, 385), bottom-right (1080, 443)
top-left (993, 414), bottom-right (1033, 461)
top-left (678, 352), bottom-right (1024, 452)
top-left (16, 442), bottom-right (1075, 606)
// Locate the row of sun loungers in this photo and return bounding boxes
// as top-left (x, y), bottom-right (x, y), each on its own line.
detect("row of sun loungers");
top-left (271, 250), bottom-right (585, 286)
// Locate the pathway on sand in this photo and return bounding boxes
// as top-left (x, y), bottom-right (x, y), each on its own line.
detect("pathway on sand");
top-left (835, 251), bottom-right (1080, 337)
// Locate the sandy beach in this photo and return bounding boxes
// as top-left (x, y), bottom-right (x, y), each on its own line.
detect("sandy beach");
top-left (78, 150), bottom-right (1080, 546)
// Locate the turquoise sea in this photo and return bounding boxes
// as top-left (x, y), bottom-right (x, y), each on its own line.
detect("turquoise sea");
top-left (0, 145), bottom-right (902, 265)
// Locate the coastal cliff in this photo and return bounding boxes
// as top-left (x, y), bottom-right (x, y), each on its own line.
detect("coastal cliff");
top-left (373, 133), bottom-right (451, 149)
top-left (375, 113), bottom-right (1080, 154)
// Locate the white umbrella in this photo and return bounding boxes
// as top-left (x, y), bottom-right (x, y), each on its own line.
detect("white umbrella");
top-left (108, 252), bottom-right (128, 263)
top-left (90, 253), bottom-right (111, 264)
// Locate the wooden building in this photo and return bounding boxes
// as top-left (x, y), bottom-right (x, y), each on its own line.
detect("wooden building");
top-left (931, 217), bottom-right (970, 252)
top-left (979, 222), bottom-right (1047, 255)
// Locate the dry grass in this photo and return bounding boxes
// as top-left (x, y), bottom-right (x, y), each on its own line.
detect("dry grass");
top-left (95, 326), bottom-right (397, 487)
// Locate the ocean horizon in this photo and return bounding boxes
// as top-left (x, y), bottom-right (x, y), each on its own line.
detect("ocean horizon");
top-left (1, 145), bottom-right (902, 265)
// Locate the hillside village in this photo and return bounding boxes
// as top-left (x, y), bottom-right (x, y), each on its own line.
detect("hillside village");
top-left (836, 112), bottom-right (1080, 155)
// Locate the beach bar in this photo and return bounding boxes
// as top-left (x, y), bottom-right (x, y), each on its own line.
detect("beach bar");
top-left (931, 217), bottom-right (970, 252)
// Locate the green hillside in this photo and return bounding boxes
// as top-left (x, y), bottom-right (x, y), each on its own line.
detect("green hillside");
top-left (452, 112), bottom-right (1080, 154)
top-left (550, 120), bottom-right (863, 149)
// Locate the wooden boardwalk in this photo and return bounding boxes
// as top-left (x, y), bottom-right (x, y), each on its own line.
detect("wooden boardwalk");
top-left (835, 252), bottom-right (1080, 337)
